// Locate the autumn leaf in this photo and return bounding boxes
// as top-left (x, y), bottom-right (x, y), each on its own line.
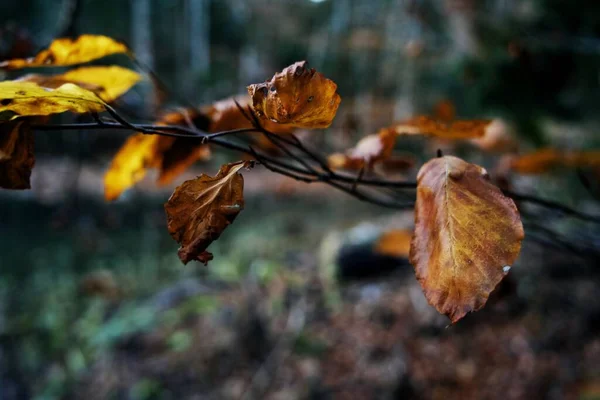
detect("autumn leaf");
top-left (392, 116), bottom-right (491, 139)
top-left (0, 120), bottom-right (34, 189)
top-left (0, 81), bottom-right (106, 118)
top-left (0, 35), bottom-right (128, 69)
top-left (509, 148), bottom-right (600, 174)
top-left (409, 156), bottom-right (524, 323)
top-left (374, 229), bottom-right (413, 258)
top-left (247, 61), bottom-right (341, 129)
top-left (469, 118), bottom-right (518, 153)
top-left (17, 65), bottom-right (141, 103)
top-left (103, 134), bottom-right (162, 201)
top-left (328, 128), bottom-right (396, 170)
top-left (164, 161), bottom-right (252, 264)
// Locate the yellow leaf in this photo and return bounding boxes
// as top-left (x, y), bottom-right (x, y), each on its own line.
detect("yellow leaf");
top-left (0, 35), bottom-right (129, 69)
top-left (410, 156), bottom-right (524, 323)
top-left (165, 161), bottom-right (251, 264)
top-left (0, 81), bottom-right (106, 118)
top-left (0, 120), bottom-right (34, 189)
top-left (17, 65), bottom-right (141, 103)
top-left (374, 229), bottom-right (413, 258)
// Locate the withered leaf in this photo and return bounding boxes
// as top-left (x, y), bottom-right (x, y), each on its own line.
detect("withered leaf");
top-left (0, 81), bottom-right (106, 118)
top-left (17, 65), bottom-right (141, 103)
top-left (0, 35), bottom-right (128, 70)
top-left (509, 148), bottom-right (600, 174)
top-left (165, 161), bottom-right (252, 264)
top-left (248, 61), bottom-right (341, 129)
top-left (0, 120), bottom-right (34, 189)
top-left (409, 156), bottom-right (524, 323)
top-left (393, 116), bottom-right (491, 139)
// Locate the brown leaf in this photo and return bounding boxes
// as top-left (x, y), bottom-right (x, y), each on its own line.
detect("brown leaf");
top-left (0, 35), bottom-right (128, 70)
top-left (328, 128), bottom-right (396, 170)
top-left (509, 148), bottom-right (600, 174)
top-left (409, 156), bottom-right (524, 323)
top-left (247, 61), bottom-right (341, 129)
top-left (374, 229), bottom-right (413, 258)
top-left (469, 118), bottom-right (518, 153)
top-left (165, 161), bottom-right (252, 264)
top-left (0, 120), bottom-right (34, 189)
top-left (393, 116), bottom-right (491, 139)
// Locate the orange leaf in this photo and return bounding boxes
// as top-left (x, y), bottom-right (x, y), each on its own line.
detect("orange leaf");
top-left (0, 120), bottom-right (34, 189)
top-left (469, 118), bottom-right (518, 153)
top-left (247, 61), bottom-right (341, 129)
top-left (392, 116), bottom-right (491, 139)
top-left (0, 35), bottom-right (128, 69)
top-left (374, 229), bottom-right (413, 258)
top-left (164, 161), bottom-right (252, 264)
top-left (510, 148), bottom-right (600, 174)
top-left (328, 128), bottom-right (396, 170)
top-left (410, 156), bottom-right (524, 323)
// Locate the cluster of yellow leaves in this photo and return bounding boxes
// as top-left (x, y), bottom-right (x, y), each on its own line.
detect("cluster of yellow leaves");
top-left (410, 156), bottom-right (524, 323)
top-left (0, 35), bottom-right (140, 189)
top-left (248, 61), bottom-right (341, 129)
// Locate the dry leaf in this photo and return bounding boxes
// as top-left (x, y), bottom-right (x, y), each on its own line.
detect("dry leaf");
top-left (17, 65), bottom-right (141, 103)
top-left (510, 148), bottom-right (600, 174)
top-left (0, 81), bottom-right (106, 118)
top-left (410, 156), bottom-right (524, 323)
top-left (393, 116), bottom-right (491, 139)
top-left (374, 229), bottom-right (413, 258)
top-left (0, 120), bottom-right (34, 189)
top-left (328, 128), bottom-right (396, 170)
top-left (470, 118), bottom-right (518, 153)
top-left (164, 161), bottom-right (252, 264)
top-left (247, 61), bottom-right (341, 129)
top-left (0, 35), bottom-right (128, 69)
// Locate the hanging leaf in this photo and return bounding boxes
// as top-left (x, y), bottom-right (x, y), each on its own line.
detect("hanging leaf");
top-left (409, 156), bottom-right (524, 323)
top-left (509, 148), bottom-right (600, 174)
top-left (247, 61), bottom-right (341, 129)
top-left (0, 35), bottom-right (129, 70)
top-left (164, 161), bottom-right (252, 264)
top-left (374, 229), bottom-right (413, 258)
top-left (0, 81), bottom-right (106, 118)
top-left (0, 120), bottom-right (34, 189)
top-left (328, 128), bottom-right (396, 170)
top-left (392, 116), bottom-right (491, 139)
top-left (17, 65), bottom-right (141, 103)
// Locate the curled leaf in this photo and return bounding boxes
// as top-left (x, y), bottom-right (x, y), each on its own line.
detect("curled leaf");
top-left (0, 120), bottom-right (34, 189)
top-left (17, 65), bottom-right (141, 103)
top-left (0, 81), bottom-right (106, 118)
top-left (328, 128), bottom-right (396, 170)
top-left (165, 161), bottom-right (252, 264)
top-left (409, 156), bottom-right (524, 323)
top-left (0, 35), bottom-right (128, 69)
top-left (248, 61), bottom-right (341, 129)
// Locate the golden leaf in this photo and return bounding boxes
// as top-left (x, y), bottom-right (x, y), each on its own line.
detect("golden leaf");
top-left (0, 81), bottom-right (106, 118)
top-left (248, 61), bottom-right (341, 129)
top-left (392, 116), bottom-right (491, 139)
top-left (164, 161), bottom-right (252, 264)
top-left (374, 229), bottom-right (413, 258)
top-left (409, 156), bottom-right (524, 323)
top-left (0, 35), bottom-right (128, 69)
top-left (0, 120), bottom-right (34, 189)
top-left (17, 65), bottom-right (141, 103)
top-left (103, 134), bottom-right (162, 201)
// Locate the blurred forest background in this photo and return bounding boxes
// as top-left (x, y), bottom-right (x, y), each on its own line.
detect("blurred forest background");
top-left (1, 0), bottom-right (600, 399)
